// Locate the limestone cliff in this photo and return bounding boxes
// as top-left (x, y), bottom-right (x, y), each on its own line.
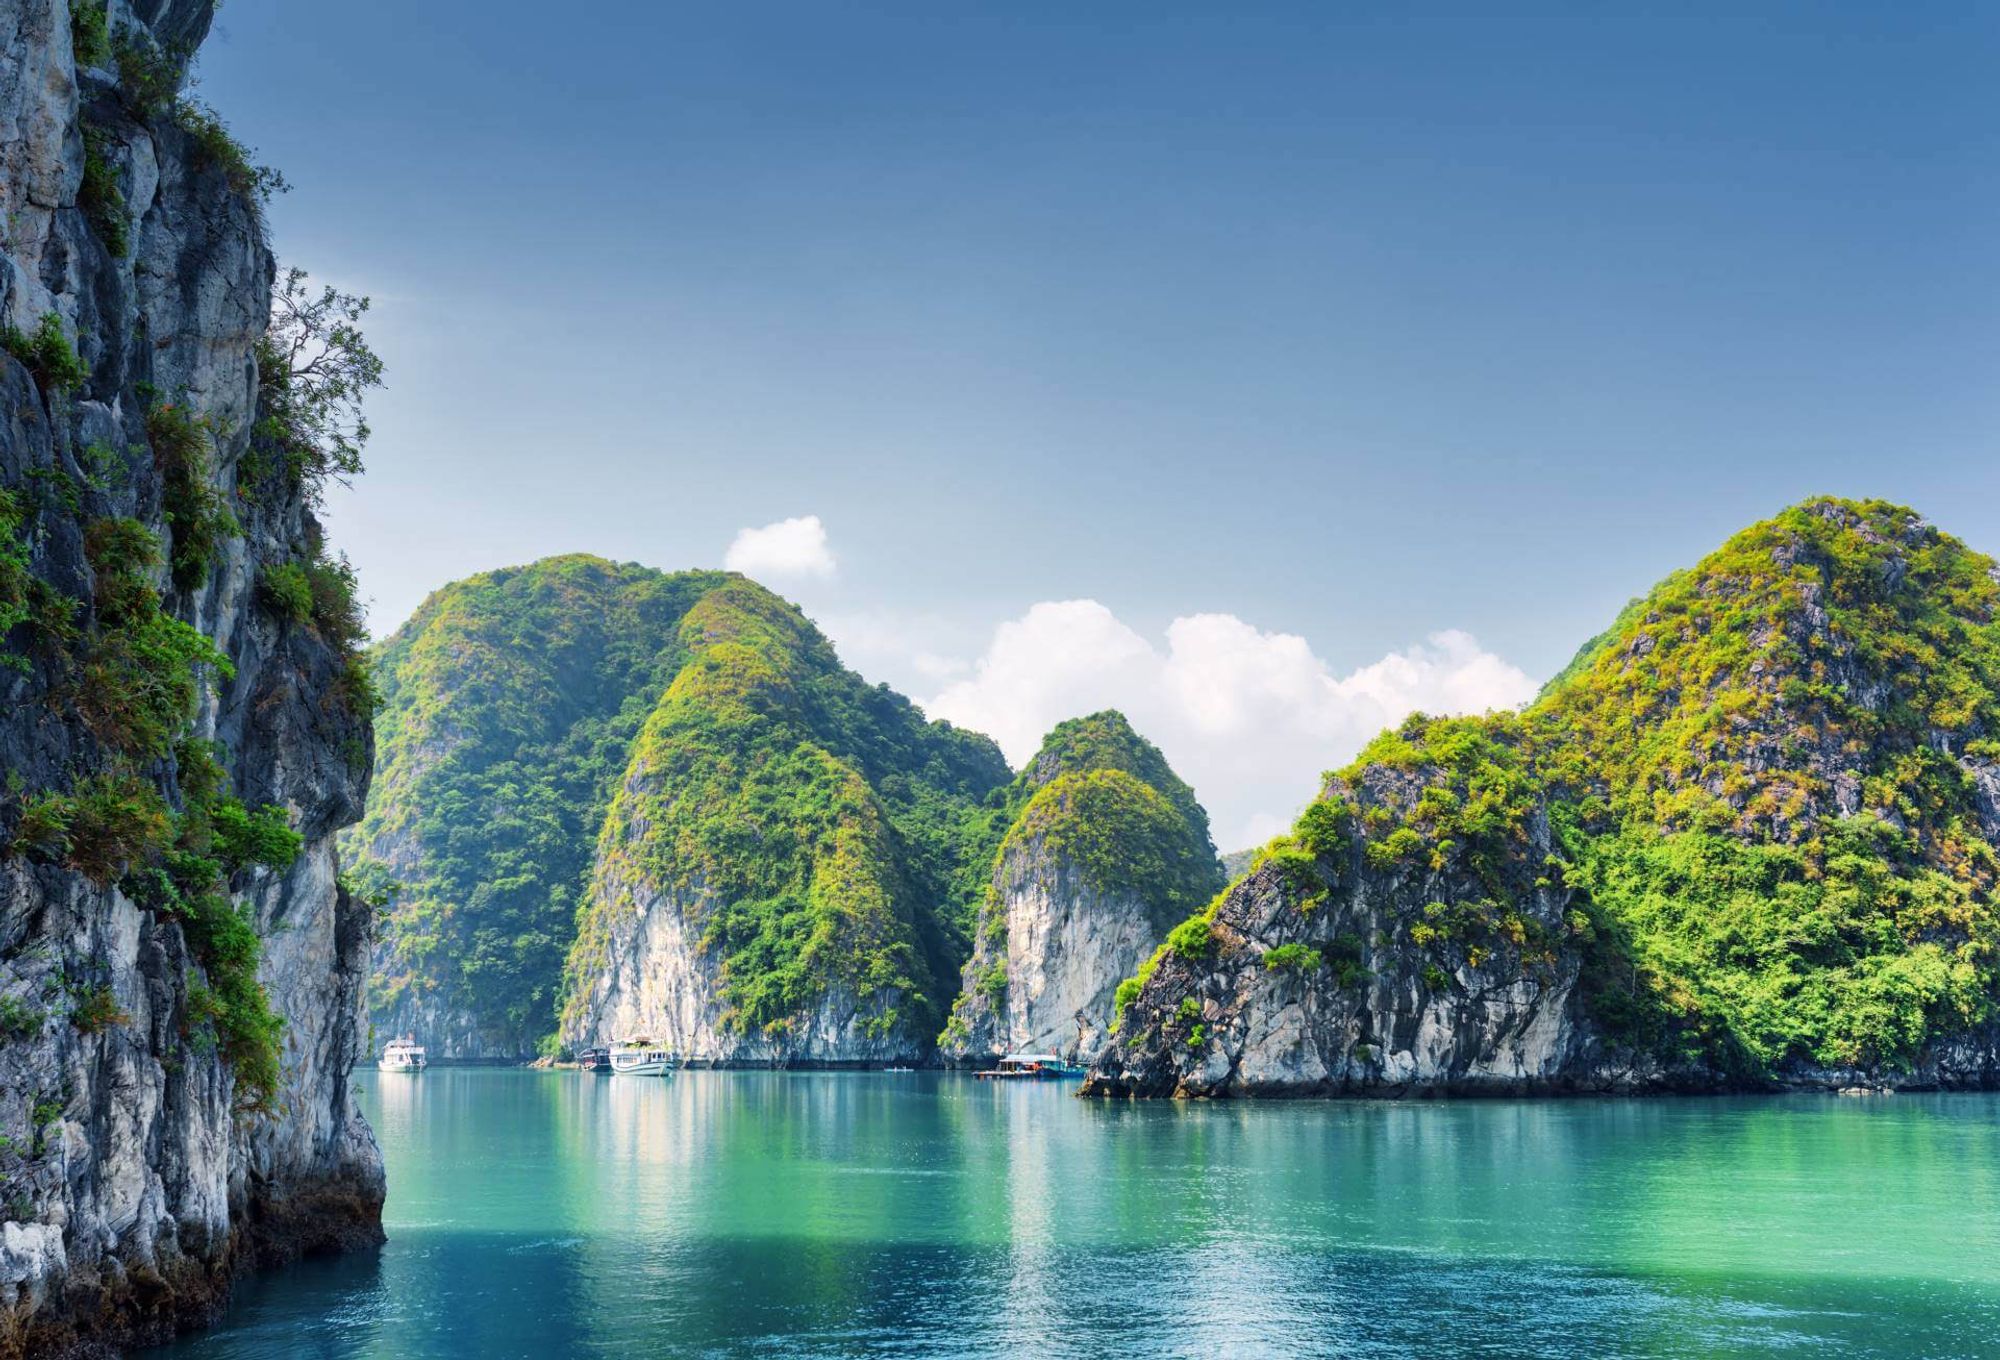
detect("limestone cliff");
top-left (0, 3), bottom-right (381, 1352)
top-left (1083, 737), bottom-right (1602, 1097)
top-left (940, 712), bottom-right (1221, 1064)
top-left (1089, 499), bottom-right (2000, 1098)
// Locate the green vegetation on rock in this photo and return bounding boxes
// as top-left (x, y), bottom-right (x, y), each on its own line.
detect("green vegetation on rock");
top-left (79, 122), bottom-right (129, 258)
top-left (948, 711), bottom-right (1221, 1045)
top-left (357, 558), bottom-right (1013, 1055)
top-left (69, 0), bottom-right (110, 69)
top-left (146, 402), bottom-right (239, 593)
top-left (1128, 497), bottom-right (2000, 1081)
top-left (351, 556), bottom-right (729, 1052)
top-left (3, 313), bottom-right (88, 396)
top-left (561, 577), bottom-right (1009, 1044)
top-left (6, 521), bottom-right (300, 1110)
top-left (1534, 498), bottom-right (2000, 1072)
top-left (1006, 769), bottom-right (1215, 926)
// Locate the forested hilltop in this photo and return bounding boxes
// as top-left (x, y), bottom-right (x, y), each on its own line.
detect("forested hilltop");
top-left (352, 561), bottom-right (1024, 1060)
top-left (355, 562), bottom-right (1227, 1065)
top-left (1089, 497), bottom-right (2000, 1097)
top-left (556, 577), bottom-right (1020, 1061)
top-left (346, 557), bottom-right (732, 1057)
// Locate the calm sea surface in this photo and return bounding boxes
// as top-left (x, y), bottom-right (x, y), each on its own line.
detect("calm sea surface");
top-left (147, 1070), bottom-right (2000, 1358)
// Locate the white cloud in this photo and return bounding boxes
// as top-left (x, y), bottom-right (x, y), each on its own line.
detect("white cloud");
top-left (922, 602), bottom-right (1538, 850)
top-left (724, 514), bottom-right (837, 580)
top-left (817, 608), bottom-right (977, 685)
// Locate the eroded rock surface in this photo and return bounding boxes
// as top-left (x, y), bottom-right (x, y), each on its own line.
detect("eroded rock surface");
top-left (0, 3), bottom-right (380, 1352)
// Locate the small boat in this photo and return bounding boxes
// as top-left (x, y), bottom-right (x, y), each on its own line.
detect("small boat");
top-left (974, 1053), bottom-right (1085, 1081)
top-left (578, 1045), bottom-right (612, 1073)
top-left (378, 1037), bottom-right (427, 1072)
top-left (608, 1037), bottom-right (678, 1076)
top-left (883, 1065), bottom-right (916, 1073)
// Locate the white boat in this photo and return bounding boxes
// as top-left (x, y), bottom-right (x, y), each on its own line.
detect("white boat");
top-left (974, 1052), bottom-right (1085, 1081)
top-left (378, 1037), bottom-right (427, 1072)
top-left (608, 1037), bottom-right (677, 1076)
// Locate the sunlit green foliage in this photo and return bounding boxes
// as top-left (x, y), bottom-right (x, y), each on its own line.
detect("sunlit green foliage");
top-left (1114, 499), bottom-right (2000, 1078)
top-left (361, 560), bottom-right (1009, 1051)
top-left (1020, 710), bottom-right (1215, 850)
top-left (564, 576), bottom-right (1008, 1042)
top-left (1532, 498), bottom-right (2000, 1071)
top-left (1263, 942), bottom-right (1321, 971)
top-left (1008, 769), bottom-right (1215, 926)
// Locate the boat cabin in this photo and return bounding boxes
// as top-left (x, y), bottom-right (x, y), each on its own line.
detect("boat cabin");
top-left (379, 1037), bottom-right (427, 1072)
top-left (975, 1053), bottom-right (1084, 1080)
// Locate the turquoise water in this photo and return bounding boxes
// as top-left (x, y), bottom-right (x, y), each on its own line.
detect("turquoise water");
top-left (150, 1071), bottom-right (2000, 1358)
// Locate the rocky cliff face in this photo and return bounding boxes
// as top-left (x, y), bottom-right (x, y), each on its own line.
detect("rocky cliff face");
top-left (568, 858), bottom-right (919, 1066)
top-left (0, 3), bottom-right (380, 1352)
top-left (1084, 750), bottom-right (1605, 1097)
top-left (1090, 499), bottom-right (2000, 1098)
top-left (941, 712), bottom-right (1221, 1065)
top-left (945, 846), bottom-right (1175, 1063)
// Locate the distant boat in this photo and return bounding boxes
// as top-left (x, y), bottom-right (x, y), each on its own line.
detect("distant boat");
top-left (578, 1046), bottom-right (612, 1074)
top-left (609, 1037), bottom-right (678, 1076)
top-left (379, 1037), bottom-right (427, 1072)
top-left (974, 1053), bottom-right (1085, 1081)
top-left (883, 1065), bottom-right (916, 1073)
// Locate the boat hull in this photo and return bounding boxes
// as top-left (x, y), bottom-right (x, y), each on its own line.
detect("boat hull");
top-left (609, 1048), bottom-right (678, 1076)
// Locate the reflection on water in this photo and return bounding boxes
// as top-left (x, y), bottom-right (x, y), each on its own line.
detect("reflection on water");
top-left (149, 1072), bottom-right (2000, 1358)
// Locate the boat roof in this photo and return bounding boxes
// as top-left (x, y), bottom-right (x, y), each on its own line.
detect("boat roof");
top-left (1001, 1053), bottom-right (1062, 1064)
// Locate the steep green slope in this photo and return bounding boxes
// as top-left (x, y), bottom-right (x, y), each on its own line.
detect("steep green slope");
top-left (348, 556), bottom-right (730, 1054)
top-left (1108, 498), bottom-right (2000, 1090)
top-left (981, 710), bottom-right (1218, 936)
top-left (559, 578), bottom-right (1010, 1047)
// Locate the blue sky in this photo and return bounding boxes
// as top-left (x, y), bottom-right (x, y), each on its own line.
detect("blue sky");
top-left (195, 2), bottom-right (2000, 843)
